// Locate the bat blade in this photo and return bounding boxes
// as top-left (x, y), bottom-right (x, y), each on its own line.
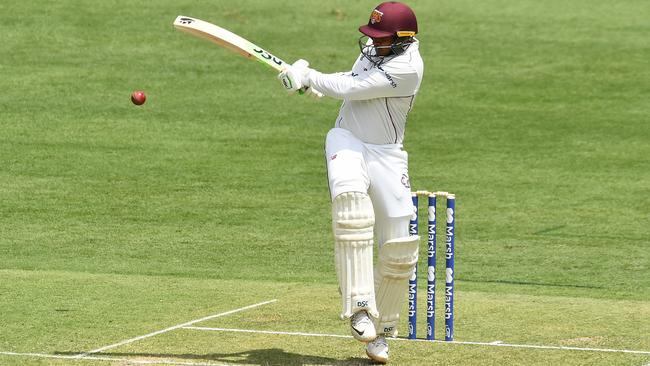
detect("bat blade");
top-left (173, 15), bottom-right (288, 72)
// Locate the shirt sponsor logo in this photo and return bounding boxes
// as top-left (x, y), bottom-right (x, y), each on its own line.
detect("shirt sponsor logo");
top-left (377, 65), bottom-right (397, 88)
top-left (384, 71), bottom-right (397, 88)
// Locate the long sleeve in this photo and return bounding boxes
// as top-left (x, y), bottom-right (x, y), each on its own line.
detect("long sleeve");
top-left (306, 66), bottom-right (419, 101)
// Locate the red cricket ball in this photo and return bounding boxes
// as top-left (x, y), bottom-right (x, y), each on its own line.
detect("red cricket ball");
top-left (131, 90), bottom-right (146, 106)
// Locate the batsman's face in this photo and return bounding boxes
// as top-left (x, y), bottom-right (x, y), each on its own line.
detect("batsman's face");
top-left (372, 36), bottom-right (395, 56)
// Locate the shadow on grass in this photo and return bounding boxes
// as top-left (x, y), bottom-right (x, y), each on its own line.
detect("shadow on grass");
top-left (57, 349), bottom-right (378, 365)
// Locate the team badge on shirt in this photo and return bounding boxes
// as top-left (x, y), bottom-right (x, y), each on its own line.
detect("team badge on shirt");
top-left (370, 9), bottom-right (383, 24)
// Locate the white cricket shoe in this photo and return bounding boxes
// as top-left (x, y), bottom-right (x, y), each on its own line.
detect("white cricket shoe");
top-left (350, 310), bottom-right (377, 342)
top-left (366, 335), bottom-right (389, 364)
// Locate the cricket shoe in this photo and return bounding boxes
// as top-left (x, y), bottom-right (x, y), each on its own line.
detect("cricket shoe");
top-left (366, 335), bottom-right (389, 364)
top-left (350, 310), bottom-right (377, 342)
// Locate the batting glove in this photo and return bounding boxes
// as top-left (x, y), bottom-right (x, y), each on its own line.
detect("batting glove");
top-left (279, 59), bottom-right (311, 93)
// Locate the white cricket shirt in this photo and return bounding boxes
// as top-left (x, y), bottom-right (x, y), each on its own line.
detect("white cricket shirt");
top-left (307, 40), bottom-right (423, 145)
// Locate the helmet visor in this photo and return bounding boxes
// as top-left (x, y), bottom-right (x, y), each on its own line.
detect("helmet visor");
top-left (358, 24), bottom-right (394, 38)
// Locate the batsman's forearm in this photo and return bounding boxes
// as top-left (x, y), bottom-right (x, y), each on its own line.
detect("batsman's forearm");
top-left (306, 70), bottom-right (397, 101)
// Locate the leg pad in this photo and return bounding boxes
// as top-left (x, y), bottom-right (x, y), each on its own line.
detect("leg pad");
top-left (374, 235), bottom-right (419, 336)
top-left (333, 192), bottom-right (378, 319)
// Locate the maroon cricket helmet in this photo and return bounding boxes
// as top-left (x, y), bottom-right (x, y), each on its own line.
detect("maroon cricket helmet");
top-left (359, 2), bottom-right (418, 39)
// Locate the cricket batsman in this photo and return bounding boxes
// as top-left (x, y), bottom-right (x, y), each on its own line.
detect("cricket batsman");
top-left (279, 2), bottom-right (423, 363)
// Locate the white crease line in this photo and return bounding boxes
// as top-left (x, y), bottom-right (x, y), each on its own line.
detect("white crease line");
top-left (79, 299), bottom-right (277, 357)
top-left (184, 326), bottom-right (354, 339)
top-left (185, 326), bottom-right (650, 355)
top-left (0, 351), bottom-right (234, 365)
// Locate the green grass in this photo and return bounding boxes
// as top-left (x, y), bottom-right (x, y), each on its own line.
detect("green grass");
top-left (1, 269), bottom-right (649, 365)
top-left (1, 0), bottom-right (649, 365)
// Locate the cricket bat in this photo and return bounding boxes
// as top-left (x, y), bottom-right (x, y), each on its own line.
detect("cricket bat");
top-left (173, 15), bottom-right (290, 72)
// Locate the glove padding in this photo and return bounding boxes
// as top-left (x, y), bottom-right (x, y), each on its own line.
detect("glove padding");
top-left (279, 59), bottom-right (311, 93)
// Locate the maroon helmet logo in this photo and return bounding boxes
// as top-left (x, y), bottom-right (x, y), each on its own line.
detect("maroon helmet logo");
top-left (370, 9), bottom-right (383, 24)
